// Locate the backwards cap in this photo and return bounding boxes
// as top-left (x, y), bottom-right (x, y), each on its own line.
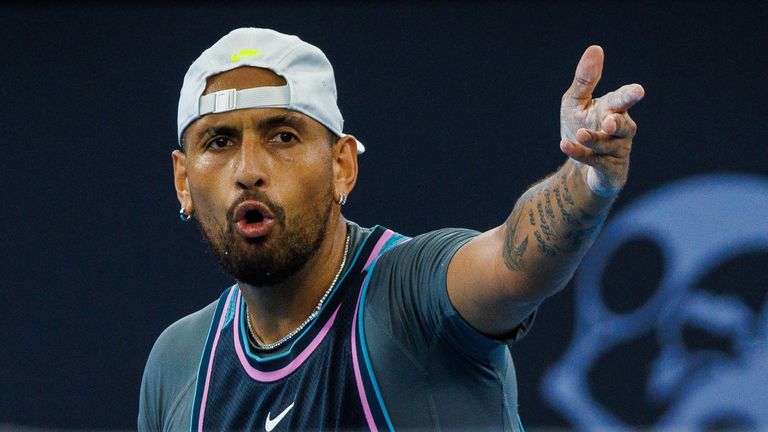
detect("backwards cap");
top-left (177, 27), bottom-right (364, 153)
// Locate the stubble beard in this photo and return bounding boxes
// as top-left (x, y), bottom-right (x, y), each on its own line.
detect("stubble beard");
top-left (195, 186), bottom-right (333, 287)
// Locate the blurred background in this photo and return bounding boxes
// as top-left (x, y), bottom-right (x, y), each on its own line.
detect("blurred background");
top-left (2, 1), bottom-right (766, 430)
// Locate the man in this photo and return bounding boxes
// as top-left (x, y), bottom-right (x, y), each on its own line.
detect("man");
top-left (139, 27), bottom-right (643, 431)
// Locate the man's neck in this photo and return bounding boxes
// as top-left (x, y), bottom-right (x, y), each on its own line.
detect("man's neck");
top-left (239, 217), bottom-right (349, 346)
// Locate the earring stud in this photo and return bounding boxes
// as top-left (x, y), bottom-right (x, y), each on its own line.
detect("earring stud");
top-left (179, 207), bottom-right (192, 222)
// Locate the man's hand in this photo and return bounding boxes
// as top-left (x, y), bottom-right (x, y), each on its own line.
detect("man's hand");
top-left (560, 46), bottom-right (645, 197)
top-left (447, 45), bottom-right (645, 336)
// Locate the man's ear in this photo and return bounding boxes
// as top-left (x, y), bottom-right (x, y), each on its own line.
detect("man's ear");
top-left (332, 135), bottom-right (359, 202)
top-left (172, 149), bottom-right (193, 214)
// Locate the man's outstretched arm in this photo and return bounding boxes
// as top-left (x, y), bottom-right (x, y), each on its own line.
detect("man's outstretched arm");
top-left (447, 45), bottom-right (645, 337)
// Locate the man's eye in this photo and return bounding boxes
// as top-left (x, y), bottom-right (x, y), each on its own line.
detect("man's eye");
top-left (271, 132), bottom-right (297, 144)
top-left (206, 137), bottom-right (230, 149)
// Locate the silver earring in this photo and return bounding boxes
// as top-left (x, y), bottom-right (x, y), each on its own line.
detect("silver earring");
top-left (179, 207), bottom-right (192, 222)
top-left (338, 192), bottom-right (347, 206)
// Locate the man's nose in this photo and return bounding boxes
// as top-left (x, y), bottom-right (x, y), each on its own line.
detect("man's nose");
top-left (234, 136), bottom-right (268, 190)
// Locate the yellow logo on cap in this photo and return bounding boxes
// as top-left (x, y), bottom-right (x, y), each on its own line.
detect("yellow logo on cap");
top-left (231, 49), bottom-right (263, 62)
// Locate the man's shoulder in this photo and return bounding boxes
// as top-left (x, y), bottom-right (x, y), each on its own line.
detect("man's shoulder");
top-left (378, 226), bottom-right (480, 263)
top-left (141, 299), bottom-right (219, 401)
top-left (139, 298), bottom-right (221, 430)
top-left (408, 227), bottom-right (480, 244)
top-left (149, 299), bottom-right (218, 371)
top-left (362, 226), bottom-right (480, 336)
top-left (352, 221), bottom-right (479, 257)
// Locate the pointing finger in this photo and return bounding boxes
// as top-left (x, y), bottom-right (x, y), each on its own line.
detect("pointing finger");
top-left (597, 83), bottom-right (645, 112)
top-left (562, 45), bottom-right (604, 108)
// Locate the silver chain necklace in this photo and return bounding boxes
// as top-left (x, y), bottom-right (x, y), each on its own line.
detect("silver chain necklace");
top-left (246, 233), bottom-right (350, 350)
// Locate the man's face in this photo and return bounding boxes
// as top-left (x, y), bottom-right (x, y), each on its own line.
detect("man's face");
top-left (174, 67), bottom-right (336, 286)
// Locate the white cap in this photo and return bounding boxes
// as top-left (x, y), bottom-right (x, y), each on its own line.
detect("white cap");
top-left (177, 27), bottom-right (364, 154)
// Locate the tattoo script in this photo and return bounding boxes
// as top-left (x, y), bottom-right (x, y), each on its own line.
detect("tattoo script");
top-left (503, 173), bottom-right (606, 272)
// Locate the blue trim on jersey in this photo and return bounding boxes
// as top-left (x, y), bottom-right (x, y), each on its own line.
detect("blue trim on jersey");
top-left (384, 233), bottom-right (409, 251)
top-left (189, 285), bottom-right (237, 432)
top-left (239, 225), bottom-right (384, 363)
top-left (223, 291), bottom-right (237, 326)
top-left (192, 226), bottom-right (393, 430)
top-left (356, 233), bottom-right (409, 432)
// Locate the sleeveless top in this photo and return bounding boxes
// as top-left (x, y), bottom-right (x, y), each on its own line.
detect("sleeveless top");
top-left (189, 226), bottom-right (406, 431)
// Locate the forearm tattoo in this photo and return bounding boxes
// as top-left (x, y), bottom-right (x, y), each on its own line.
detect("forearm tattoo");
top-left (503, 173), bottom-right (606, 272)
top-left (502, 204), bottom-right (529, 272)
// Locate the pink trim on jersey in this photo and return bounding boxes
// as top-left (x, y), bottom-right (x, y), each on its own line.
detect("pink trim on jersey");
top-left (350, 278), bottom-right (378, 432)
top-left (233, 289), bottom-right (341, 382)
top-left (352, 229), bottom-right (394, 432)
top-left (198, 287), bottom-right (237, 432)
top-left (363, 229), bottom-right (395, 271)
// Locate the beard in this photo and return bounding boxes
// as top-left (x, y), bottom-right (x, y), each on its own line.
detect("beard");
top-left (194, 186), bottom-right (333, 287)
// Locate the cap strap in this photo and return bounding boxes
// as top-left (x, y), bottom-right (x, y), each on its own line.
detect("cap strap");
top-left (198, 86), bottom-right (291, 115)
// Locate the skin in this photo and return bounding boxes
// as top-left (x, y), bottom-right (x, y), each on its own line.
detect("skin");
top-left (174, 45), bottom-right (644, 343)
top-left (447, 45), bottom-right (645, 336)
top-left (173, 67), bottom-right (358, 344)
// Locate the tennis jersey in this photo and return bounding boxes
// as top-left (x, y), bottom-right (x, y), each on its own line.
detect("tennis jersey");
top-left (139, 222), bottom-right (535, 431)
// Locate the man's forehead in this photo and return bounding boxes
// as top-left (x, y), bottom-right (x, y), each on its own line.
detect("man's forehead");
top-left (192, 109), bottom-right (308, 130)
top-left (204, 66), bottom-right (287, 95)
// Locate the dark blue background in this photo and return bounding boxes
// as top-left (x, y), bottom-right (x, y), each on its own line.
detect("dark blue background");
top-left (2, 2), bottom-right (766, 428)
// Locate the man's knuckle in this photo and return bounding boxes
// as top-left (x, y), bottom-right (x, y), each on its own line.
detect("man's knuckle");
top-left (575, 77), bottom-right (592, 87)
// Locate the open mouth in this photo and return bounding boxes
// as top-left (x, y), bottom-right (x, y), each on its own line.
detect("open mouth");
top-left (244, 209), bottom-right (265, 224)
top-left (232, 201), bottom-right (275, 238)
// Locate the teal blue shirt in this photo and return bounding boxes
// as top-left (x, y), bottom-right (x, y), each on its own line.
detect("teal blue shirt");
top-left (138, 222), bottom-right (534, 431)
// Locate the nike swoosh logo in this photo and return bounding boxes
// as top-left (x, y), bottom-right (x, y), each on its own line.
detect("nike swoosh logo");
top-left (265, 401), bottom-right (294, 431)
top-left (231, 49), bottom-right (263, 62)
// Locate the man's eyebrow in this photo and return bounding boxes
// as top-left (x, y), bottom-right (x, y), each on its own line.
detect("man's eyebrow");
top-left (256, 112), bottom-right (308, 130)
top-left (190, 112), bottom-right (309, 145)
top-left (195, 125), bottom-right (239, 142)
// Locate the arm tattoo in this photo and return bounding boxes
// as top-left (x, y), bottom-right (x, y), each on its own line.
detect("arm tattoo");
top-left (544, 191), bottom-right (556, 219)
top-left (503, 173), bottom-right (607, 265)
top-left (532, 174), bottom-right (604, 256)
top-left (560, 173), bottom-right (576, 206)
top-left (554, 185), bottom-right (579, 226)
top-left (536, 199), bottom-right (558, 241)
top-left (534, 231), bottom-right (558, 256)
top-left (503, 205), bottom-right (529, 272)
